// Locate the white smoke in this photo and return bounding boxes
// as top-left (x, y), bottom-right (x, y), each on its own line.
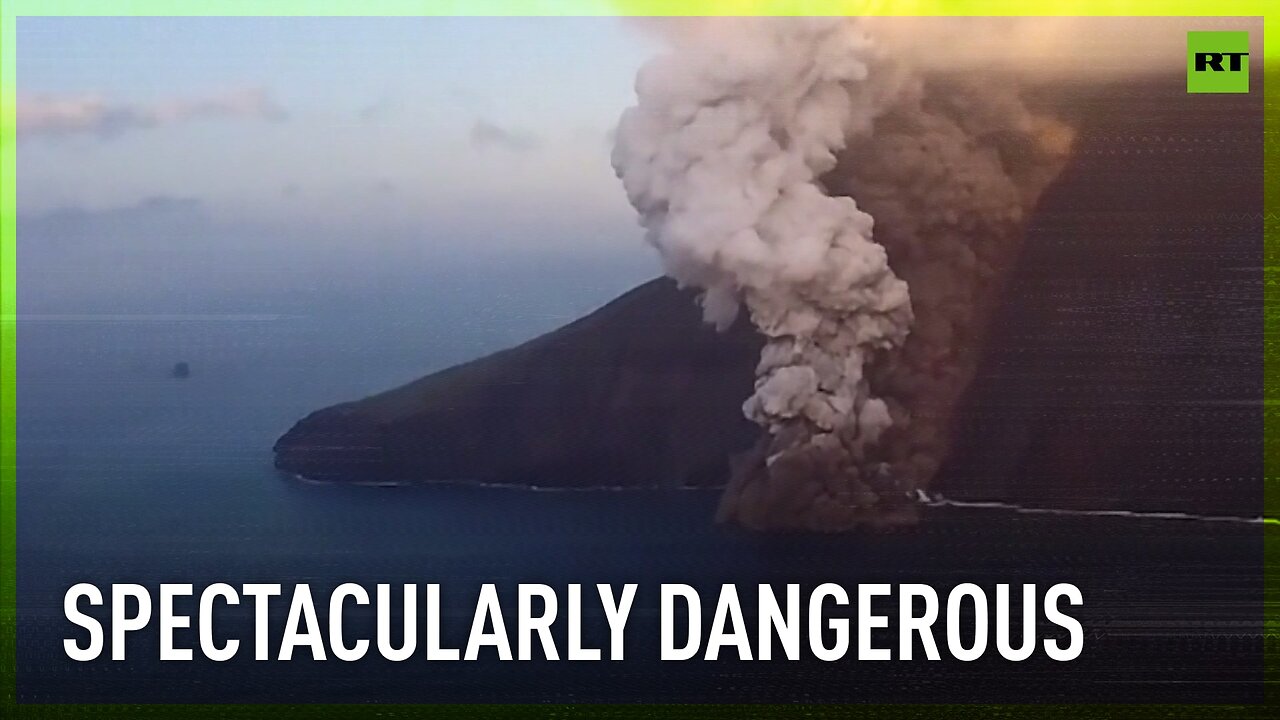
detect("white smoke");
top-left (612, 17), bottom-right (912, 468)
top-left (613, 17), bottom-right (1081, 531)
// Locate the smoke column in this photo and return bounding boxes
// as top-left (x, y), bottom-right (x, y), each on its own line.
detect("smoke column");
top-left (612, 17), bottom-right (1072, 531)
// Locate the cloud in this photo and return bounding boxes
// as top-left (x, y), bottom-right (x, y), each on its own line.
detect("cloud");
top-left (19, 195), bottom-right (207, 240)
top-left (16, 88), bottom-right (288, 140)
top-left (358, 97), bottom-right (393, 122)
top-left (469, 119), bottom-right (538, 153)
top-left (447, 86), bottom-right (489, 112)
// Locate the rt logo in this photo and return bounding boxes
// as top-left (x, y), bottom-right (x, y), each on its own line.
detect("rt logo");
top-left (1187, 31), bottom-right (1249, 93)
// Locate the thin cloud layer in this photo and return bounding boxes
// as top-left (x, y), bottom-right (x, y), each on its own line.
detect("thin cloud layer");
top-left (469, 119), bottom-right (538, 153)
top-left (17, 88), bottom-right (288, 140)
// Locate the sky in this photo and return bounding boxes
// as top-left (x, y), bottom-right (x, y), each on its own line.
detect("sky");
top-left (16, 17), bottom-right (663, 312)
top-left (18, 16), bottom-right (1251, 315)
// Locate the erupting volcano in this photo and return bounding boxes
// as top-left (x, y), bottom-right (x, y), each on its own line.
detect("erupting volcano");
top-left (611, 18), bottom-right (1071, 530)
top-left (273, 17), bottom-right (1261, 532)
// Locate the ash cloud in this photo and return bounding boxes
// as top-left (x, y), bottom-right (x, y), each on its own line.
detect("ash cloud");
top-left (16, 88), bottom-right (287, 140)
top-left (612, 17), bottom-right (1094, 531)
top-left (861, 16), bottom-right (1258, 78)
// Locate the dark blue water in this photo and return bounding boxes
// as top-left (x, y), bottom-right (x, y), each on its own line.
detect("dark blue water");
top-left (15, 281), bottom-right (1265, 704)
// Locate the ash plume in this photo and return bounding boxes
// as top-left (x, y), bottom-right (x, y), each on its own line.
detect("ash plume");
top-left (612, 17), bottom-right (1074, 531)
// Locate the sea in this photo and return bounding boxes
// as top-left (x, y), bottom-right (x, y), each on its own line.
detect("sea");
top-left (15, 264), bottom-right (1265, 705)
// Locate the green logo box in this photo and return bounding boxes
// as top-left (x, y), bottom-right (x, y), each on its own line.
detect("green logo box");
top-left (1187, 30), bottom-right (1250, 93)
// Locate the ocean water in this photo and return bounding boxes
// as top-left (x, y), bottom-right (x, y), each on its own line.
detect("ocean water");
top-left (15, 288), bottom-right (1265, 704)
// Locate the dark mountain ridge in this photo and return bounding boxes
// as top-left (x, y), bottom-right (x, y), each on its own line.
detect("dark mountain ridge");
top-left (274, 278), bottom-right (763, 489)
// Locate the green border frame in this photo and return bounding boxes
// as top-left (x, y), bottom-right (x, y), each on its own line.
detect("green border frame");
top-left (0, 1), bottom-right (1276, 716)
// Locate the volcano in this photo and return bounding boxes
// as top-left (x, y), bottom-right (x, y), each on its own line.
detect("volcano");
top-left (274, 74), bottom-right (1261, 518)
